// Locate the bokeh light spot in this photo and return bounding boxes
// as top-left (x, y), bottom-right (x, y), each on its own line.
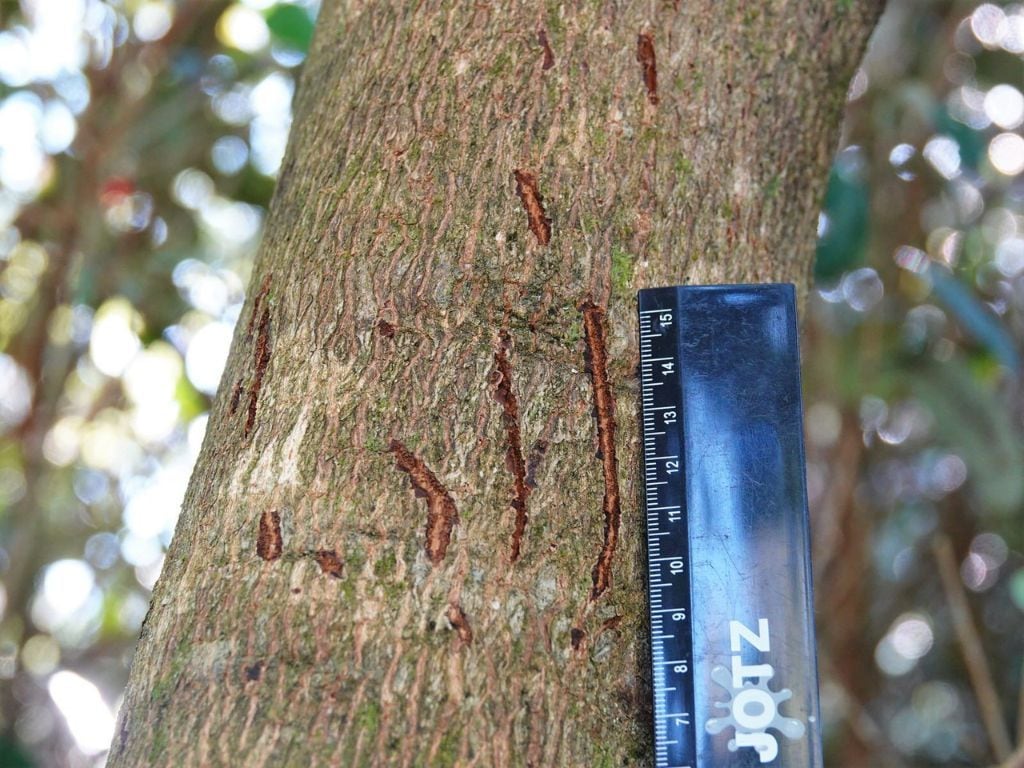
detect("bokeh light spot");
top-left (988, 132), bottom-right (1024, 175)
top-left (47, 670), bottom-right (115, 755)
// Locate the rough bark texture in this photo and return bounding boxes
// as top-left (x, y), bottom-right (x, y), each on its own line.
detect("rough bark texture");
top-left (109, 2), bottom-right (883, 765)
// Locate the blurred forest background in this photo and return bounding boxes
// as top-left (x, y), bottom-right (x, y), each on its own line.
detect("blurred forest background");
top-left (0, 0), bottom-right (1021, 766)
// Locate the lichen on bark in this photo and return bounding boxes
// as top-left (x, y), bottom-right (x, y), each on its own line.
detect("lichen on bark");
top-left (108, 2), bottom-right (884, 765)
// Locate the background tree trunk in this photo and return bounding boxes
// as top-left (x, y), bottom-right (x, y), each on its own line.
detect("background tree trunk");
top-left (108, 2), bottom-right (883, 765)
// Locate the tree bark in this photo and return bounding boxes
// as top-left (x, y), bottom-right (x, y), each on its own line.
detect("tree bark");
top-left (109, 2), bottom-right (883, 765)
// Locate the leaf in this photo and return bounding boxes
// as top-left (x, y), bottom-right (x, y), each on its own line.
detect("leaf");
top-left (908, 358), bottom-right (1024, 516)
top-left (0, 737), bottom-right (34, 768)
top-left (175, 374), bottom-right (207, 421)
top-left (264, 4), bottom-right (315, 54)
top-left (927, 263), bottom-right (1021, 374)
top-left (933, 106), bottom-right (984, 170)
top-left (815, 163), bottom-right (869, 280)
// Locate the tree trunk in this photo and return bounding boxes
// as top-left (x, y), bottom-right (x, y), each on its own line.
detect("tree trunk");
top-left (108, 2), bottom-right (883, 765)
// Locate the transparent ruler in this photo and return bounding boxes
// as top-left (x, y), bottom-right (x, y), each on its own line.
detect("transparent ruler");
top-left (638, 285), bottom-right (823, 768)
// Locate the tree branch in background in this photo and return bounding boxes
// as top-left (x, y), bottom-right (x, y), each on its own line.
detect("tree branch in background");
top-left (995, 741), bottom-right (1024, 768)
top-left (819, 652), bottom-right (911, 768)
top-left (1018, 662), bottom-right (1024, 748)
top-left (933, 534), bottom-right (1013, 762)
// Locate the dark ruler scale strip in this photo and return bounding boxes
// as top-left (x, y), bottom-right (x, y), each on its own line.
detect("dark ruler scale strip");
top-left (639, 291), bottom-right (696, 768)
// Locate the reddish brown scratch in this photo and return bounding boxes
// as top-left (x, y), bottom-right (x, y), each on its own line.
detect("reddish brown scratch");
top-left (314, 549), bottom-right (344, 578)
top-left (446, 603), bottom-right (473, 646)
top-left (636, 32), bottom-right (659, 105)
top-left (581, 301), bottom-right (621, 600)
top-left (245, 307), bottom-right (272, 438)
top-left (257, 510), bottom-right (282, 561)
top-left (537, 28), bottom-right (555, 70)
top-left (389, 440), bottom-right (459, 565)
top-left (376, 319), bottom-right (396, 339)
top-left (246, 274), bottom-right (272, 340)
top-left (493, 332), bottom-right (530, 562)
top-left (229, 379), bottom-right (244, 415)
top-left (601, 615), bottom-right (623, 632)
top-left (513, 169), bottom-right (552, 246)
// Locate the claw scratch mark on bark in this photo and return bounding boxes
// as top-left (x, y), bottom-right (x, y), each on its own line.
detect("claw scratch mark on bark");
top-left (245, 307), bottom-right (272, 438)
top-left (389, 440), bottom-right (459, 565)
top-left (246, 274), bottom-right (272, 340)
top-left (376, 319), bottom-right (396, 339)
top-left (580, 300), bottom-right (621, 600)
top-left (446, 603), bottom-right (473, 645)
top-left (492, 332), bottom-right (530, 562)
top-left (600, 615), bottom-right (623, 632)
top-left (636, 32), bottom-right (659, 105)
top-left (229, 379), bottom-right (244, 415)
top-left (537, 27), bottom-right (555, 70)
top-left (257, 510), bottom-right (282, 561)
top-left (314, 549), bottom-right (344, 578)
top-left (513, 169), bottom-right (551, 246)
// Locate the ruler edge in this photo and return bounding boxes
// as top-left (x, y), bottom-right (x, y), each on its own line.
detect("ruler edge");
top-left (637, 286), bottom-right (696, 768)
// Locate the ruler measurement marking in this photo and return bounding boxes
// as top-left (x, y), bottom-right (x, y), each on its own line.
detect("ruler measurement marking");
top-left (639, 292), bottom-right (695, 768)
